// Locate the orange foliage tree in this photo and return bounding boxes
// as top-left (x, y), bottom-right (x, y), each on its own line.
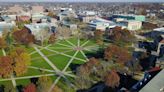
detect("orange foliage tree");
top-left (0, 56), bottom-right (13, 78)
top-left (0, 37), bottom-right (7, 49)
top-left (104, 70), bottom-right (120, 88)
top-left (23, 83), bottom-right (36, 92)
top-left (10, 47), bottom-right (31, 76)
top-left (109, 27), bottom-right (135, 45)
top-left (104, 45), bottom-right (132, 64)
top-left (94, 30), bottom-right (104, 45)
top-left (53, 85), bottom-right (63, 92)
top-left (48, 33), bottom-right (56, 44)
top-left (13, 28), bottom-right (35, 45)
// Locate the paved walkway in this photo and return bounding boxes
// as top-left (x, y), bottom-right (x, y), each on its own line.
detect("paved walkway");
top-left (28, 66), bottom-right (55, 73)
top-left (48, 50), bottom-right (79, 92)
top-left (80, 50), bottom-right (89, 61)
top-left (56, 42), bottom-right (73, 48)
top-left (30, 44), bottom-right (52, 55)
top-left (0, 38), bottom-right (98, 92)
top-left (48, 38), bottom-right (91, 92)
top-left (81, 40), bottom-right (90, 47)
top-left (0, 73), bottom-right (55, 81)
top-left (65, 39), bottom-right (76, 47)
top-left (37, 46), bottom-right (86, 62)
top-left (62, 51), bottom-right (79, 72)
top-left (34, 47), bottom-right (60, 72)
top-left (31, 49), bottom-right (74, 61)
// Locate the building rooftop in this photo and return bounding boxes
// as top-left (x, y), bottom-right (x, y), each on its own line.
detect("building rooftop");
top-left (25, 23), bottom-right (50, 31)
top-left (113, 14), bottom-right (145, 17)
top-left (0, 22), bottom-right (14, 32)
top-left (153, 27), bottom-right (164, 32)
top-left (139, 69), bottom-right (164, 92)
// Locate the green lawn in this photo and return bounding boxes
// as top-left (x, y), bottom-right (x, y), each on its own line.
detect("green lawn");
top-left (0, 37), bottom-right (98, 90)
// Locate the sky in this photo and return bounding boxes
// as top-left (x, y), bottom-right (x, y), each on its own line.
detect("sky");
top-left (0, 0), bottom-right (163, 2)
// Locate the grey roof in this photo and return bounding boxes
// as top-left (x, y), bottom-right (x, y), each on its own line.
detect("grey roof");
top-left (139, 69), bottom-right (164, 92)
top-left (158, 56), bottom-right (164, 62)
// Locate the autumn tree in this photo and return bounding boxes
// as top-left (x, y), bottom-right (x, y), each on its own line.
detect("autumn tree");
top-left (48, 33), bottom-right (56, 44)
top-left (142, 22), bottom-right (158, 30)
top-left (109, 27), bottom-right (135, 46)
top-left (75, 57), bottom-right (101, 89)
top-left (56, 26), bottom-right (71, 39)
top-left (127, 59), bottom-right (142, 75)
top-left (52, 85), bottom-right (63, 92)
top-left (104, 45), bottom-right (132, 64)
top-left (94, 30), bottom-right (104, 45)
top-left (104, 70), bottom-right (120, 88)
top-left (10, 47), bottom-right (31, 76)
top-left (37, 76), bottom-right (53, 92)
top-left (13, 28), bottom-right (35, 45)
top-left (36, 27), bottom-right (50, 46)
top-left (47, 12), bottom-right (55, 17)
top-left (16, 20), bottom-right (31, 29)
top-left (0, 37), bottom-right (7, 49)
top-left (4, 82), bottom-right (16, 92)
top-left (0, 56), bottom-right (13, 78)
top-left (23, 83), bottom-right (36, 92)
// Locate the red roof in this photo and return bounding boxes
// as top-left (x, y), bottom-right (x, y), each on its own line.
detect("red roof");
top-left (148, 67), bottom-right (161, 73)
top-left (160, 39), bottom-right (164, 43)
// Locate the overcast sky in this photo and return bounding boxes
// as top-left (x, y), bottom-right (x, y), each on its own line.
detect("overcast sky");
top-left (0, 0), bottom-right (163, 2)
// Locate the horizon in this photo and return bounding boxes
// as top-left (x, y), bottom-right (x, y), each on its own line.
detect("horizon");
top-left (0, 0), bottom-right (164, 2)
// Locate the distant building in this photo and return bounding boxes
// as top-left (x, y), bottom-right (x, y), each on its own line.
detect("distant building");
top-left (0, 21), bottom-right (15, 36)
top-left (111, 14), bottom-right (146, 22)
top-left (79, 15), bottom-right (96, 23)
top-left (32, 6), bottom-right (44, 13)
top-left (7, 5), bottom-right (23, 14)
top-left (16, 15), bottom-right (31, 22)
top-left (62, 21), bottom-right (78, 35)
top-left (117, 20), bottom-right (142, 31)
top-left (78, 10), bottom-right (97, 23)
top-left (131, 67), bottom-right (162, 92)
top-left (31, 13), bottom-right (49, 23)
top-left (57, 8), bottom-right (77, 21)
top-left (126, 20), bottom-right (142, 31)
top-left (150, 28), bottom-right (164, 39)
top-left (78, 11), bottom-right (96, 16)
top-left (139, 69), bottom-right (164, 92)
top-left (88, 17), bottom-right (116, 31)
top-left (156, 56), bottom-right (164, 68)
top-left (24, 23), bottom-right (56, 40)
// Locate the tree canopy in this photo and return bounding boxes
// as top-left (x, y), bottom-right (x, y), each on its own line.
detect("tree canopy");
top-left (104, 44), bottom-right (132, 64)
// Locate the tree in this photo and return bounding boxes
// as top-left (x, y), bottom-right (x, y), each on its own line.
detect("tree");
top-left (10, 47), bottom-right (31, 76)
top-left (142, 22), bottom-right (158, 30)
top-left (16, 20), bottom-right (31, 29)
top-left (37, 76), bottom-right (53, 92)
top-left (104, 70), bottom-right (120, 88)
top-left (36, 28), bottom-right (50, 46)
top-left (52, 85), bottom-right (63, 92)
top-left (48, 33), bottom-right (56, 44)
top-left (47, 12), bottom-right (55, 17)
top-left (56, 26), bottom-right (71, 39)
top-left (94, 30), bottom-right (104, 45)
top-left (104, 45), bottom-right (132, 64)
top-left (13, 28), bottom-right (35, 45)
top-left (109, 27), bottom-right (135, 46)
top-left (0, 56), bottom-right (13, 78)
top-left (23, 83), bottom-right (36, 92)
top-left (75, 58), bottom-right (101, 89)
top-left (4, 82), bottom-right (16, 92)
top-left (0, 37), bottom-right (7, 49)
top-left (127, 59), bottom-right (142, 75)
